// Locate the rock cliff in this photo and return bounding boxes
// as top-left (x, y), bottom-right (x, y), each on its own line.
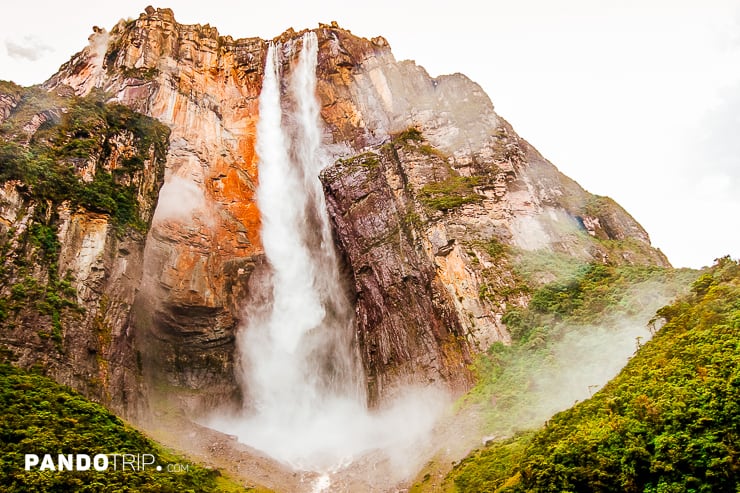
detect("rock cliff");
top-left (45, 9), bottom-right (268, 414)
top-left (314, 25), bottom-right (669, 398)
top-left (0, 82), bottom-right (169, 415)
top-left (2, 7), bottom-right (669, 414)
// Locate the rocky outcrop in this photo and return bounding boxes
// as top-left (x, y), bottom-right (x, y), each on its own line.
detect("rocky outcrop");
top-left (313, 30), bottom-right (670, 351)
top-left (322, 125), bottom-right (669, 359)
top-left (45, 8), bottom-right (267, 412)
top-left (25, 7), bottom-right (669, 412)
top-left (0, 84), bottom-right (21, 123)
top-left (0, 85), bottom-right (168, 416)
top-left (323, 149), bottom-right (473, 402)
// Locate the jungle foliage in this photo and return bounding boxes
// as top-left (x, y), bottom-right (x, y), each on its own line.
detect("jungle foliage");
top-left (0, 363), bottom-right (238, 492)
top-left (448, 256), bottom-right (740, 492)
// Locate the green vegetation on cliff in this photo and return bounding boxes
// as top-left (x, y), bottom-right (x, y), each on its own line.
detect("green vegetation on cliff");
top-left (453, 260), bottom-right (695, 441)
top-left (418, 174), bottom-right (483, 211)
top-left (504, 261), bottom-right (691, 336)
top-left (0, 86), bottom-right (169, 349)
top-left (0, 362), bottom-right (246, 492)
top-left (447, 256), bottom-right (740, 492)
top-left (0, 87), bottom-right (169, 230)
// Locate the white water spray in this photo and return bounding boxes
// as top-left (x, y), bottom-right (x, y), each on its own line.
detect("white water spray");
top-left (208, 33), bottom-right (446, 474)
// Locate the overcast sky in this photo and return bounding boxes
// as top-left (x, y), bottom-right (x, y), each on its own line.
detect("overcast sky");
top-left (1, 1), bottom-right (738, 268)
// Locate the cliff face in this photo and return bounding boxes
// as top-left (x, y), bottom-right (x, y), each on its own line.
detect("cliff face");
top-left (11, 7), bottom-right (669, 412)
top-left (314, 28), bottom-right (669, 379)
top-left (322, 147), bottom-right (474, 401)
top-left (0, 82), bottom-right (168, 415)
top-left (45, 9), bottom-right (268, 413)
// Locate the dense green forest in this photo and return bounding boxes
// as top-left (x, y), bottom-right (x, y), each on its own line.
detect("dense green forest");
top-left (446, 256), bottom-right (740, 492)
top-left (0, 362), bottom-right (250, 492)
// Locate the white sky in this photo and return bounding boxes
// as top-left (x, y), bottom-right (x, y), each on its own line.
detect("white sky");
top-left (1, 0), bottom-right (738, 268)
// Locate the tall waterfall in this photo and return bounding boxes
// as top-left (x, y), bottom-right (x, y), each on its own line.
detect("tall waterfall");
top-left (209, 32), bottom-right (444, 473)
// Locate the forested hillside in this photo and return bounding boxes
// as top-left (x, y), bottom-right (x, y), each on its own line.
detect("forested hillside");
top-left (0, 362), bottom-right (248, 492)
top-left (447, 256), bottom-right (739, 492)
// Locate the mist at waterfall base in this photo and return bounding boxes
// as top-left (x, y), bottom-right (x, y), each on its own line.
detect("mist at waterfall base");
top-left (206, 33), bottom-right (448, 475)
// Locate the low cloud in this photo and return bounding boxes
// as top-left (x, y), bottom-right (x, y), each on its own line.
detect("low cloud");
top-left (153, 175), bottom-right (213, 226)
top-left (5, 36), bottom-right (53, 61)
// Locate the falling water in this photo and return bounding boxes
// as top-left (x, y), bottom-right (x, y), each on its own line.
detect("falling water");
top-left (209, 32), bottom-right (446, 474)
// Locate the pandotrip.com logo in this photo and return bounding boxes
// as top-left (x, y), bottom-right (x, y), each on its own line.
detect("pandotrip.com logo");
top-left (24, 453), bottom-right (191, 473)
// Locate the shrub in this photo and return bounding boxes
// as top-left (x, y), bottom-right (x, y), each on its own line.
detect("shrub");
top-left (419, 175), bottom-right (483, 211)
top-left (0, 363), bottom-right (227, 492)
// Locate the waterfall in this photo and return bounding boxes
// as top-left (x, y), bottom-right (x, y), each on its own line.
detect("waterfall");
top-left (208, 32), bottom-right (445, 474)
top-left (243, 32), bottom-right (362, 409)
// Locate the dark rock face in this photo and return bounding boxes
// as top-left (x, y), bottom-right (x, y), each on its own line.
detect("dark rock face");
top-left (322, 149), bottom-right (473, 403)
